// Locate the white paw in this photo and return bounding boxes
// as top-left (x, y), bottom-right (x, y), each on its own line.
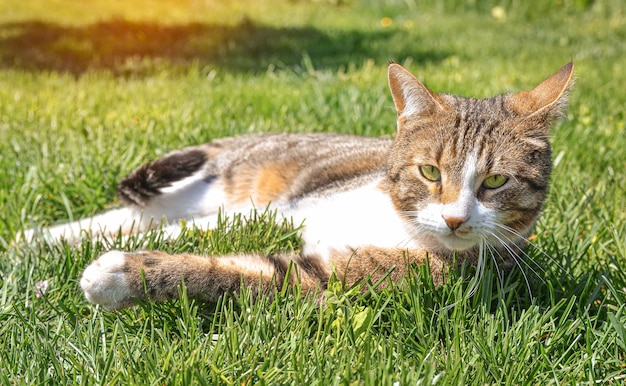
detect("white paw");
top-left (80, 251), bottom-right (132, 310)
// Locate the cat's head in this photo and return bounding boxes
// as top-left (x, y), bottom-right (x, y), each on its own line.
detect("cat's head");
top-left (386, 63), bottom-right (574, 260)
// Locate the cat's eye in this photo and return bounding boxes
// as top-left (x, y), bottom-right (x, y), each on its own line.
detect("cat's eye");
top-left (419, 165), bottom-right (441, 182)
top-left (482, 175), bottom-right (509, 189)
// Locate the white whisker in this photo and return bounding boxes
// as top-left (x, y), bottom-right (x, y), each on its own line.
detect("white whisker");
top-left (489, 221), bottom-right (572, 279)
top-left (484, 241), bottom-right (505, 294)
top-left (491, 227), bottom-right (546, 277)
top-left (466, 242), bottom-right (485, 299)
top-left (443, 242), bottom-right (487, 311)
top-left (490, 230), bottom-right (535, 299)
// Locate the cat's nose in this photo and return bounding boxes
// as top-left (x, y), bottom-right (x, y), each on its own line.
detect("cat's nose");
top-left (442, 215), bottom-right (467, 231)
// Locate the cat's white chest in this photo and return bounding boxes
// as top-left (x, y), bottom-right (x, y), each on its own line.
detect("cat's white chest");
top-left (288, 180), bottom-right (416, 260)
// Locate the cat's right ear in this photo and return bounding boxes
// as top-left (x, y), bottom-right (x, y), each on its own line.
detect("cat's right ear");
top-left (388, 63), bottom-right (444, 121)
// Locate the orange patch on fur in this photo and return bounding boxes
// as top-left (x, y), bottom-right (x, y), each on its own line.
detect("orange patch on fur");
top-left (227, 169), bottom-right (255, 205)
top-left (254, 165), bottom-right (290, 203)
top-left (227, 163), bottom-right (296, 206)
top-left (440, 185), bottom-right (461, 204)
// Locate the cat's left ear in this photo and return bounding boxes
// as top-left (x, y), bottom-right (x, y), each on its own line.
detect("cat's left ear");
top-left (510, 62), bottom-right (575, 119)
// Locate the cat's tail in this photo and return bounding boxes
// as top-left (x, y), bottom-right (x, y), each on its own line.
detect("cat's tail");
top-left (116, 146), bottom-right (210, 209)
top-left (18, 145), bottom-right (220, 245)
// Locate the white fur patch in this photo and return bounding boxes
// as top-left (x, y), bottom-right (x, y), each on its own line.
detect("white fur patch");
top-left (289, 180), bottom-right (416, 260)
top-left (441, 151), bottom-right (478, 222)
top-left (80, 251), bottom-right (132, 310)
top-left (158, 170), bottom-right (207, 195)
top-left (144, 177), bottom-right (228, 221)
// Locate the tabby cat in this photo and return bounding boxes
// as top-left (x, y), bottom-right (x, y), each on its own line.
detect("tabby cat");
top-left (25, 62), bottom-right (574, 309)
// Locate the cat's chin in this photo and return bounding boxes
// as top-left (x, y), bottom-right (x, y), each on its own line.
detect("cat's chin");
top-left (437, 234), bottom-right (480, 252)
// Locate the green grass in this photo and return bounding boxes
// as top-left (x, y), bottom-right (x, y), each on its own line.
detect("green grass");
top-left (1, 0), bottom-right (625, 383)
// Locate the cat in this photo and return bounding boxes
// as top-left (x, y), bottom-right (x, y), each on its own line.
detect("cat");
top-left (22, 62), bottom-right (574, 309)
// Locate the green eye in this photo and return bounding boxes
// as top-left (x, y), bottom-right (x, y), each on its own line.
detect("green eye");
top-left (482, 175), bottom-right (509, 189)
top-left (419, 165), bottom-right (441, 182)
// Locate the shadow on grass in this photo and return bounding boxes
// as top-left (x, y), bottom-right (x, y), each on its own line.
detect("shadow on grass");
top-left (0, 18), bottom-right (447, 76)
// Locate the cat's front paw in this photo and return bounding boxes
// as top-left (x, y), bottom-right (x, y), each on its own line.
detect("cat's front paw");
top-left (80, 251), bottom-right (133, 310)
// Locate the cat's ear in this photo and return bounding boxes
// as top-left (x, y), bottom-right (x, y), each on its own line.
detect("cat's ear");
top-left (510, 62), bottom-right (574, 119)
top-left (388, 63), bottom-right (444, 120)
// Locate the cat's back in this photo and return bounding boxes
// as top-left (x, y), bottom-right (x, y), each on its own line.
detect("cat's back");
top-left (208, 133), bottom-right (393, 204)
top-left (118, 133), bottom-right (393, 210)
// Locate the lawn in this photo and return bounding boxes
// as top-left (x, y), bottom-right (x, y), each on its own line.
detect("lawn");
top-left (0, 0), bottom-right (625, 383)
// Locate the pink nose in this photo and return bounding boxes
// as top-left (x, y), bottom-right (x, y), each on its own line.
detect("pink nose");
top-left (442, 216), bottom-right (466, 230)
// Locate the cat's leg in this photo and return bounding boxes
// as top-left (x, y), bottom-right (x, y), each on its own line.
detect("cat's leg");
top-left (79, 246), bottom-right (445, 309)
top-left (17, 207), bottom-right (148, 245)
top-left (80, 250), bottom-right (329, 309)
